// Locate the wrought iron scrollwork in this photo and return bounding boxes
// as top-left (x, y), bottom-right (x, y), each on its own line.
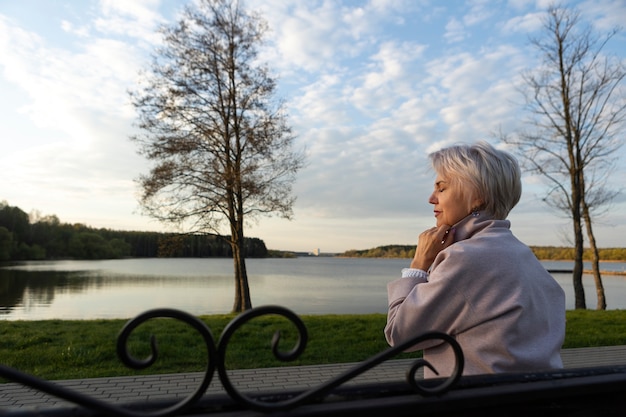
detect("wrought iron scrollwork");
top-left (1, 307), bottom-right (217, 417)
top-left (116, 308), bottom-right (218, 416)
top-left (0, 305), bottom-right (464, 415)
top-left (216, 306), bottom-right (464, 411)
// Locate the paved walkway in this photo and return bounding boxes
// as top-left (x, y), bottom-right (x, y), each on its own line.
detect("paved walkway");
top-left (2, 345), bottom-right (626, 412)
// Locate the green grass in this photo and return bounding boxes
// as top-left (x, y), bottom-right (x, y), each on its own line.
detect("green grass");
top-left (1, 310), bottom-right (626, 382)
top-left (563, 310), bottom-right (626, 348)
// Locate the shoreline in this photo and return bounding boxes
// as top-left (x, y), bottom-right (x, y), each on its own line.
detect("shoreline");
top-left (534, 268), bottom-right (625, 276)
top-left (585, 269), bottom-right (626, 276)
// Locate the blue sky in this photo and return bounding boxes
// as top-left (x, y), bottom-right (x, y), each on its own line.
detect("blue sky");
top-left (1, 0), bottom-right (625, 253)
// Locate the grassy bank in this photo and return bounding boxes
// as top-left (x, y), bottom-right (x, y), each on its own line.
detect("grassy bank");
top-left (1, 310), bottom-right (625, 382)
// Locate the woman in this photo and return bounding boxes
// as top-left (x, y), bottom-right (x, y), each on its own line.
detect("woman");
top-left (385, 141), bottom-right (565, 377)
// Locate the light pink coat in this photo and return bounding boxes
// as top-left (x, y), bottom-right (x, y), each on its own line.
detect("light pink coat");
top-left (385, 212), bottom-right (565, 377)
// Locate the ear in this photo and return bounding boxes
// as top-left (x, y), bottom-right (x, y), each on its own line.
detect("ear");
top-left (470, 196), bottom-right (484, 211)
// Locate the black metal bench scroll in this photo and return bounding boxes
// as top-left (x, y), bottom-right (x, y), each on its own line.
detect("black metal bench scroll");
top-left (0, 305), bottom-right (464, 416)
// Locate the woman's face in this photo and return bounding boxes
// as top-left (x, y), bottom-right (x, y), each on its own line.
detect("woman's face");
top-left (428, 175), bottom-right (478, 227)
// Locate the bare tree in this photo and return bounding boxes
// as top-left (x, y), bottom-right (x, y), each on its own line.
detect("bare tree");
top-left (130, 0), bottom-right (304, 312)
top-left (502, 4), bottom-right (626, 309)
top-left (580, 161), bottom-right (621, 309)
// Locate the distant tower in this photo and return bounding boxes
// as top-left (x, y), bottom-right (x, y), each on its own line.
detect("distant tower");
top-left (313, 248), bottom-right (320, 256)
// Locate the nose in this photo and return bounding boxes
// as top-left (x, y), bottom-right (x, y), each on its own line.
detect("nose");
top-left (428, 192), bottom-right (437, 205)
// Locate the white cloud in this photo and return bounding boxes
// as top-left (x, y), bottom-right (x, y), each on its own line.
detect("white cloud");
top-left (444, 17), bottom-right (466, 43)
top-left (95, 0), bottom-right (166, 42)
top-left (0, 5), bottom-right (151, 128)
top-left (349, 41), bottom-right (427, 116)
top-left (61, 20), bottom-right (90, 37)
top-left (290, 74), bottom-right (349, 126)
top-left (463, 0), bottom-right (497, 26)
top-left (256, 1), bottom-right (352, 74)
top-left (501, 11), bottom-right (544, 34)
top-left (253, 0), bottom-right (426, 75)
top-left (420, 42), bottom-right (530, 144)
top-left (506, 0), bottom-right (534, 11)
top-left (580, 0), bottom-right (626, 32)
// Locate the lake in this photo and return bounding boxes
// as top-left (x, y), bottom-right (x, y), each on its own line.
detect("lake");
top-left (1, 258), bottom-right (625, 320)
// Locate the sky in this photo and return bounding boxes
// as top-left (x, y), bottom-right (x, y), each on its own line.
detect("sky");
top-left (1, 0), bottom-right (625, 254)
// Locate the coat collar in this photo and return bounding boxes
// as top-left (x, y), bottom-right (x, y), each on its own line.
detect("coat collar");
top-left (452, 210), bottom-right (510, 243)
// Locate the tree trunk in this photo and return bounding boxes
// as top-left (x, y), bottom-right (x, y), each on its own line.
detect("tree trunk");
top-left (571, 170), bottom-right (586, 309)
top-left (582, 200), bottom-right (606, 310)
top-left (572, 228), bottom-right (586, 309)
top-left (558, 30), bottom-right (585, 309)
top-left (231, 225), bottom-right (252, 313)
top-left (570, 162), bottom-right (586, 309)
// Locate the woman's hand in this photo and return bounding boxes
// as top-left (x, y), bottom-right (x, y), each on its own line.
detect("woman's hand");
top-left (410, 225), bottom-right (455, 271)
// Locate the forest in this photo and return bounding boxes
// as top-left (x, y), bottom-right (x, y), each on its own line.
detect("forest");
top-left (341, 245), bottom-right (626, 261)
top-left (0, 202), bottom-right (267, 261)
top-left (3, 201), bottom-right (624, 262)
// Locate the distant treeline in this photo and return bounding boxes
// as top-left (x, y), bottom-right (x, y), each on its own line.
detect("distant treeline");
top-left (341, 245), bottom-right (415, 259)
top-left (341, 244), bottom-right (626, 261)
top-left (0, 202), bottom-right (267, 261)
top-left (529, 246), bottom-right (626, 261)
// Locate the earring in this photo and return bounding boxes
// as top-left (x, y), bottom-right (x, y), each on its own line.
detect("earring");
top-left (471, 207), bottom-right (480, 217)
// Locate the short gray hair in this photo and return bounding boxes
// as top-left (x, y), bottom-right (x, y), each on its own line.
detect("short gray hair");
top-left (429, 141), bottom-right (522, 219)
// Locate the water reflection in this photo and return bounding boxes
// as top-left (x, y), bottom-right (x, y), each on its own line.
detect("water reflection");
top-left (0, 269), bottom-right (86, 315)
top-left (1, 258), bottom-right (625, 320)
top-left (0, 259), bottom-right (239, 320)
